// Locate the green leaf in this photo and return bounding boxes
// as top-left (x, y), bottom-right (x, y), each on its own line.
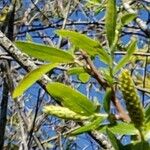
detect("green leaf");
top-left (99, 122), bottom-right (138, 135)
top-left (71, 116), bottom-right (105, 135)
top-left (106, 128), bottom-right (123, 150)
top-left (113, 39), bottom-right (137, 74)
top-left (46, 82), bottom-right (97, 116)
top-left (78, 73), bottom-right (90, 83)
top-left (67, 67), bottom-right (86, 75)
top-left (124, 141), bottom-right (150, 150)
top-left (145, 104), bottom-right (150, 123)
top-left (87, 0), bottom-right (101, 5)
top-left (56, 30), bottom-right (111, 65)
top-left (43, 105), bottom-right (89, 120)
top-left (101, 68), bottom-right (114, 85)
top-left (95, 6), bottom-right (105, 15)
top-left (143, 122), bottom-right (150, 140)
top-left (15, 41), bottom-right (74, 63)
top-left (121, 13), bottom-right (137, 26)
top-left (13, 63), bottom-right (58, 98)
top-left (67, 67), bottom-right (90, 83)
top-left (103, 88), bottom-right (112, 113)
top-left (105, 0), bottom-right (117, 47)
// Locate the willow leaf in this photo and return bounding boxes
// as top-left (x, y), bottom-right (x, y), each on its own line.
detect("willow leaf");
top-left (56, 30), bottom-right (111, 65)
top-left (15, 41), bottom-right (74, 63)
top-left (46, 82), bottom-right (97, 116)
top-left (105, 0), bottom-right (117, 47)
top-left (113, 39), bottom-right (136, 74)
top-left (13, 63), bottom-right (58, 98)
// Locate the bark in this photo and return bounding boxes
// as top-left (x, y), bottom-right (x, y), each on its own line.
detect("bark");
top-left (0, 60), bottom-right (11, 149)
top-left (0, 30), bottom-right (113, 149)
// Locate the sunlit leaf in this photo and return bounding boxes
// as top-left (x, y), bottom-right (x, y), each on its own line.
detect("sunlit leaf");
top-left (105, 0), bottom-right (117, 47)
top-left (124, 141), bottom-right (150, 150)
top-left (68, 67), bottom-right (90, 83)
top-left (71, 116), bottom-right (105, 135)
top-left (99, 122), bottom-right (138, 135)
top-left (106, 128), bottom-right (123, 150)
top-left (46, 82), bottom-right (97, 116)
top-left (121, 13), bottom-right (137, 26)
top-left (15, 41), bottom-right (74, 63)
top-left (13, 63), bottom-right (58, 98)
top-left (56, 30), bottom-right (111, 65)
top-left (67, 67), bottom-right (86, 75)
top-left (101, 68), bottom-right (114, 85)
top-left (145, 104), bottom-right (150, 123)
top-left (143, 122), bottom-right (150, 140)
top-left (87, 0), bottom-right (101, 5)
top-left (103, 88), bottom-right (112, 113)
top-left (113, 39), bottom-right (136, 74)
top-left (78, 73), bottom-right (90, 83)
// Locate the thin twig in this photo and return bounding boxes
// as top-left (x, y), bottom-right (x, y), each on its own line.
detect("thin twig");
top-left (122, 0), bottom-right (150, 36)
top-left (81, 51), bottom-right (130, 122)
top-left (114, 51), bottom-right (150, 57)
top-left (0, 30), bottom-right (113, 149)
top-left (27, 89), bottom-right (44, 148)
top-left (0, 60), bottom-right (10, 149)
top-left (57, 0), bottom-right (71, 48)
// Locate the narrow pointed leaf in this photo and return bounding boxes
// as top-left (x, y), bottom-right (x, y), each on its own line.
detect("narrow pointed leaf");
top-left (15, 41), bottom-right (74, 63)
top-left (99, 122), bottom-right (138, 135)
top-left (101, 68), bottom-right (114, 85)
top-left (145, 104), bottom-right (150, 123)
top-left (113, 39), bottom-right (136, 74)
top-left (46, 82), bottom-right (97, 116)
top-left (71, 116), bottom-right (104, 135)
top-left (13, 63), bottom-right (58, 98)
top-left (106, 128), bottom-right (123, 150)
top-left (105, 0), bottom-right (117, 47)
top-left (67, 67), bottom-right (85, 75)
top-left (103, 88), bottom-right (112, 113)
top-left (124, 141), bottom-right (150, 150)
top-left (121, 13), bottom-right (137, 26)
top-left (56, 30), bottom-right (111, 65)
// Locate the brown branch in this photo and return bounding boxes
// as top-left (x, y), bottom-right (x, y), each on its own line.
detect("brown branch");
top-left (0, 31), bottom-right (112, 150)
top-left (81, 51), bottom-right (130, 122)
top-left (81, 51), bottom-right (109, 89)
top-left (111, 88), bottom-right (130, 121)
top-left (27, 89), bottom-right (43, 149)
top-left (0, 60), bottom-right (14, 149)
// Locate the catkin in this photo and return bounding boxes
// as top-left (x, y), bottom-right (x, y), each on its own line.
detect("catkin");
top-left (43, 105), bottom-right (89, 120)
top-left (119, 70), bottom-right (144, 128)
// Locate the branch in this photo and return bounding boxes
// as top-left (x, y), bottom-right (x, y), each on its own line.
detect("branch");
top-left (81, 51), bottom-right (109, 88)
top-left (114, 51), bottom-right (150, 57)
top-left (0, 31), bottom-right (52, 86)
top-left (81, 51), bottom-right (130, 122)
top-left (0, 31), bottom-right (113, 149)
top-left (122, 0), bottom-right (150, 36)
top-left (0, 60), bottom-right (10, 149)
top-left (16, 21), bottom-right (104, 35)
top-left (27, 89), bottom-right (43, 149)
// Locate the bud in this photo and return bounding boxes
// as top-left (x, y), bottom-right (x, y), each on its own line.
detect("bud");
top-left (43, 105), bottom-right (89, 120)
top-left (119, 70), bottom-right (144, 128)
